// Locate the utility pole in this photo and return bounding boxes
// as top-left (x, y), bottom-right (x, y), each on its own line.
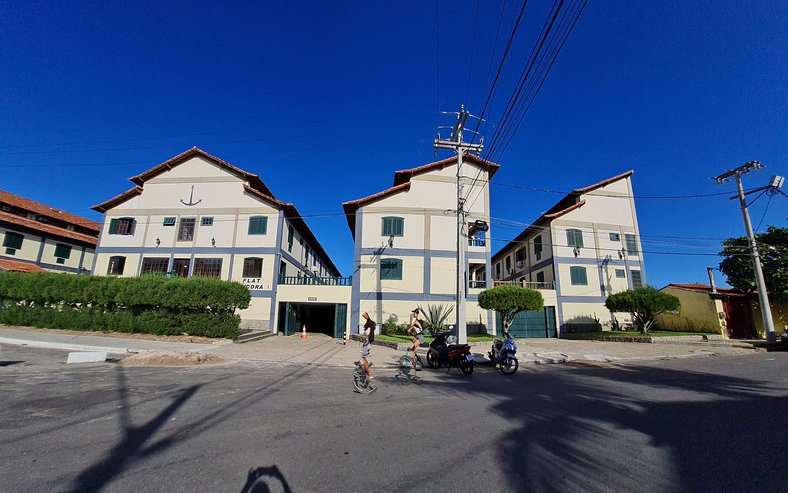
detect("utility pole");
top-left (713, 161), bottom-right (777, 342)
top-left (434, 106), bottom-right (483, 345)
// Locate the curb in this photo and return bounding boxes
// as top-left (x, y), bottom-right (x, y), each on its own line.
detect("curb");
top-left (0, 337), bottom-right (131, 354)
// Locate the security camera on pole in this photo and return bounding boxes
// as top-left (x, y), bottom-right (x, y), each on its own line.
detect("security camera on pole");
top-left (434, 106), bottom-right (484, 345)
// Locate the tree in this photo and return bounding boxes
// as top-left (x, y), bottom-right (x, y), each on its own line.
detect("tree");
top-left (477, 285), bottom-right (544, 334)
top-left (718, 226), bottom-right (787, 302)
top-left (605, 287), bottom-right (680, 334)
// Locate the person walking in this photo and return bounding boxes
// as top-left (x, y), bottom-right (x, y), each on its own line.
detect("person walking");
top-left (407, 308), bottom-right (424, 369)
top-left (359, 312), bottom-right (376, 384)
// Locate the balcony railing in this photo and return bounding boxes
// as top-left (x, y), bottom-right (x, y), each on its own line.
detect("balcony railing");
top-left (468, 238), bottom-right (486, 247)
top-left (493, 280), bottom-right (555, 290)
top-left (469, 280), bottom-right (487, 289)
top-left (278, 276), bottom-right (352, 286)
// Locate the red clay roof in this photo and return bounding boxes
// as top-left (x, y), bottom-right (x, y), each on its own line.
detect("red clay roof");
top-left (393, 154), bottom-right (500, 186)
top-left (342, 182), bottom-right (412, 236)
top-left (0, 189), bottom-right (100, 233)
top-left (91, 186), bottom-right (144, 213)
top-left (0, 258), bottom-right (47, 273)
top-left (0, 210), bottom-right (98, 245)
top-left (664, 283), bottom-right (736, 293)
top-left (492, 171), bottom-right (634, 262)
top-left (129, 147), bottom-right (275, 198)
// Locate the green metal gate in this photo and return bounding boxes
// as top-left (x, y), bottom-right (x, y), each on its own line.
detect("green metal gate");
top-left (334, 304), bottom-right (347, 339)
top-left (282, 302), bottom-right (297, 336)
top-left (496, 306), bottom-right (557, 338)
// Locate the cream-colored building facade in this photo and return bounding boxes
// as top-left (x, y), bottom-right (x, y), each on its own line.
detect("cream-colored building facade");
top-left (343, 154), bottom-right (499, 334)
top-left (490, 171), bottom-right (645, 335)
top-left (0, 189), bottom-right (98, 274)
top-left (91, 148), bottom-right (343, 332)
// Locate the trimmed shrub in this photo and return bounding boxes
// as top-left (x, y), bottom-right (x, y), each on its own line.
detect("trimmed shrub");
top-left (0, 272), bottom-right (250, 339)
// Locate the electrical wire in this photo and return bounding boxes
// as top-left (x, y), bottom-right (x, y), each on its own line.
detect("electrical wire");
top-left (464, 0), bottom-right (481, 106)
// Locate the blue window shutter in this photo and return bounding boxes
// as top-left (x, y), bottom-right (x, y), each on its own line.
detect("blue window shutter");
top-left (108, 219), bottom-right (119, 235)
top-left (380, 258), bottom-right (402, 280)
top-left (54, 243), bottom-right (72, 259)
top-left (382, 217), bottom-right (404, 237)
top-left (2, 232), bottom-right (23, 249)
top-left (248, 216), bottom-right (268, 235)
top-left (570, 266), bottom-right (587, 285)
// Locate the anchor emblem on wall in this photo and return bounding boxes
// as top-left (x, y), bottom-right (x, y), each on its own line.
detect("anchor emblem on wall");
top-left (180, 185), bottom-right (202, 206)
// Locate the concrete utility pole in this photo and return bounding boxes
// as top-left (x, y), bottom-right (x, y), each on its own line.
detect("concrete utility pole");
top-left (713, 161), bottom-right (777, 342)
top-left (434, 106), bottom-right (483, 344)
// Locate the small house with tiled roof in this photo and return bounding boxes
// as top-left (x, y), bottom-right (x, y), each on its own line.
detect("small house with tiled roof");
top-left (0, 189), bottom-right (99, 273)
top-left (342, 153), bottom-right (499, 336)
top-left (91, 148), bottom-right (345, 333)
top-left (489, 170), bottom-right (645, 336)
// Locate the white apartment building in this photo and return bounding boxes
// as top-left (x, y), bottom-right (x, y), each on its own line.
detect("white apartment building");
top-left (342, 154), bottom-right (499, 334)
top-left (91, 147), bottom-right (344, 333)
top-left (0, 189), bottom-right (98, 273)
top-left (489, 171), bottom-right (645, 335)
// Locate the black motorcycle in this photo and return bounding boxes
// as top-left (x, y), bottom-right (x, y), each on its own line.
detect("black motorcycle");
top-left (488, 330), bottom-right (519, 375)
top-left (426, 331), bottom-right (474, 375)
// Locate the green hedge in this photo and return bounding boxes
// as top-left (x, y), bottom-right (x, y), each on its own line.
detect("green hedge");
top-left (0, 272), bottom-right (251, 339)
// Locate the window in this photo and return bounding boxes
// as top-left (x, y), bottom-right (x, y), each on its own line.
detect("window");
top-left (515, 247), bottom-right (525, 263)
top-left (248, 216), bottom-right (268, 235)
top-left (3, 232), bottom-right (23, 254)
top-left (54, 243), bottom-right (72, 260)
top-left (381, 217), bottom-right (404, 237)
top-left (193, 258), bottom-right (223, 278)
top-left (380, 258), bottom-right (402, 280)
top-left (567, 229), bottom-right (584, 248)
top-left (495, 262), bottom-right (501, 279)
top-left (178, 218), bottom-right (196, 241)
top-left (201, 217), bottom-right (214, 226)
top-left (1, 205), bottom-right (10, 212)
top-left (107, 256), bottom-right (126, 275)
top-left (108, 217), bottom-right (136, 236)
top-left (505, 256), bottom-right (511, 273)
top-left (609, 232), bottom-right (620, 242)
top-left (615, 268), bottom-right (626, 278)
top-left (631, 269), bottom-right (643, 288)
top-left (172, 259), bottom-right (190, 277)
top-left (163, 217), bottom-right (176, 226)
top-left (287, 225), bottom-right (294, 252)
top-left (304, 246), bottom-right (310, 266)
top-left (625, 234), bottom-right (638, 256)
top-left (534, 235), bottom-right (542, 260)
top-left (279, 260), bottom-right (286, 279)
top-left (243, 257), bottom-right (263, 278)
top-left (536, 271), bottom-right (545, 283)
top-left (570, 266), bottom-right (588, 285)
top-left (141, 257), bottom-right (169, 275)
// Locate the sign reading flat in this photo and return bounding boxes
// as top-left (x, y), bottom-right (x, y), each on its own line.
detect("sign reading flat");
top-left (242, 278), bottom-right (266, 290)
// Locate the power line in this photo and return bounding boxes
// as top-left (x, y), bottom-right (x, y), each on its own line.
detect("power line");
top-left (464, 0), bottom-right (481, 106)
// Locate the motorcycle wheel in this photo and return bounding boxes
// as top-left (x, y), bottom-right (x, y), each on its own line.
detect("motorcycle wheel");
top-left (426, 350), bottom-right (440, 369)
top-left (499, 357), bottom-right (518, 375)
top-left (459, 360), bottom-right (474, 375)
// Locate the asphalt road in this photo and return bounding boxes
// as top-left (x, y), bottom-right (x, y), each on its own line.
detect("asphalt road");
top-left (1, 345), bottom-right (785, 493)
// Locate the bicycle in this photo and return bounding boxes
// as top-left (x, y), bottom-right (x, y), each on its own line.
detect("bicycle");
top-left (395, 351), bottom-right (423, 382)
top-left (353, 361), bottom-right (377, 394)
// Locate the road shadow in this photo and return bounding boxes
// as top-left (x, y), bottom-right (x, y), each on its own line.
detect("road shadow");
top-left (239, 465), bottom-right (293, 493)
top-left (422, 361), bottom-right (786, 492)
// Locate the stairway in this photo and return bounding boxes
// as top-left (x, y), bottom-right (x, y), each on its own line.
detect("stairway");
top-left (234, 329), bottom-right (275, 344)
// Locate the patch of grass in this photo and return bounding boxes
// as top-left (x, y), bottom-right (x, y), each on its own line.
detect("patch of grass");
top-left (468, 333), bottom-right (496, 342)
top-left (376, 333), bottom-right (496, 344)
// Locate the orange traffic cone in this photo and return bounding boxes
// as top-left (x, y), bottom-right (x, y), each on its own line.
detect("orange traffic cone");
top-left (301, 324), bottom-right (307, 340)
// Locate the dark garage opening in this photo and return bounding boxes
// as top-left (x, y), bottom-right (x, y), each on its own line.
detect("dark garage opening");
top-left (278, 302), bottom-right (346, 337)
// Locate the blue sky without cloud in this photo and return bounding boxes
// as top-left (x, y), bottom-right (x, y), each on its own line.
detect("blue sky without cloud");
top-left (1, 0), bottom-right (786, 287)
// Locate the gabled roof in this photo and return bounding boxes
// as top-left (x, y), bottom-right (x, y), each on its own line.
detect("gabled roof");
top-left (91, 187), bottom-right (144, 213)
top-left (492, 170), bottom-right (634, 262)
top-left (0, 189), bottom-right (100, 233)
top-left (129, 147), bottom-right (275, 198)
top-left (392, 154), bottom-right (500, 186)
top-left (0, 210), bottom-right (98, 245)
top-left (0, 258), bottom-right (46, 273)
top-left (341, 182), bottom-right (412, 235)
top-left (342, 154), bottom-right (500, 239)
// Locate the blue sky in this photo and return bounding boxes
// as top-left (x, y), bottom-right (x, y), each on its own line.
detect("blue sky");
top-left (1, 1), bottom-right (786, 287)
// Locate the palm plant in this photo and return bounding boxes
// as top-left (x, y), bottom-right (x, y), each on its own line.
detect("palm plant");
top-left (419, 303), bottom-right (454, 332)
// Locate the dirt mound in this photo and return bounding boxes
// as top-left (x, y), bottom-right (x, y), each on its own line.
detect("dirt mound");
top-left (118, 350), bottom-right (227, 367)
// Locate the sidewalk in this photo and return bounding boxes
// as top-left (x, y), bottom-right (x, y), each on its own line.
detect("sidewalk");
top-left (0, 325), bottom-right (762, 367)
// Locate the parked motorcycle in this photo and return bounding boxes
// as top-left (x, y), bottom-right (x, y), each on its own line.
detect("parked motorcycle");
top-left (488, 330), bottom-right (518, 375)
top-left (426, 331), bottom-right (474, 375)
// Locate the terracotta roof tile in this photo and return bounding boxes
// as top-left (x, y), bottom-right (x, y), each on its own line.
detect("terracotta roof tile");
top-left (0, 258), bottom-right (47, 272)
top-left (393, 154), bottom-right (500, 186)
top-left (91, 186), bottom-right (144, 213)
top-left (0, 210), bottom-right (97, 245)
top-left (0, 189), bottom-right (100, 232)
top-left (342, 182), bottom-right (412, 236)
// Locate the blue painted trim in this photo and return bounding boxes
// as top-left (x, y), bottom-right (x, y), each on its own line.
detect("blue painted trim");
top-left (269, 210), bottom-right (285, 328)
top-left (350, 211), bottom-right (363, 334)
top-left (557, 295), bottom-right (607, 303)
top-left (553, 256), bottom-right (629, 266)
top-left (358, 292), bottom-right (456, 302)
top-left (36, 236), bottom-right (46, 264)
top-left (77, 246), bottom-right (86, 271)
top-left (90, 220), bottom-right (105, 274)
top-left (359, 247), bottom-right (487, 261)
top-left (0, 254), bottom-right (81, 273)
top-left (95, 246), bottom-right (278, 255)
top-left (250, 289), bottom-right (276, 298)
top-left (423, 255), bottom-right (430, 295)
